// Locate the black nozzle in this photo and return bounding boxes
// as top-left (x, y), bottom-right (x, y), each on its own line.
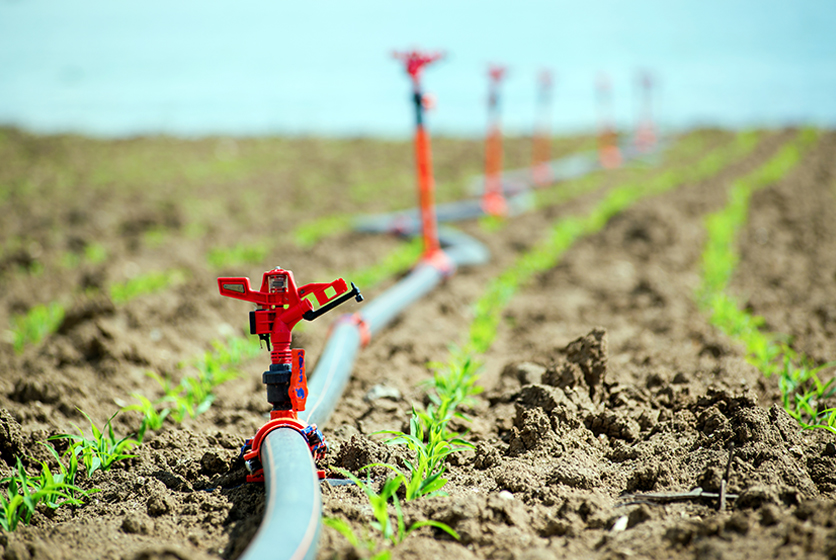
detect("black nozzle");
top-left (303, 282), bottom-right (363, 321)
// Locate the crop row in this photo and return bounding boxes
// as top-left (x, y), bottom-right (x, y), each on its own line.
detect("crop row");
top-left (695, 129), bottom-right (836, 431)
top-left (324, 131), bottom-right (764, 556)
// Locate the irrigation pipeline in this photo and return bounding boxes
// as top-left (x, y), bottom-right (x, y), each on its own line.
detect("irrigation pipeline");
top-left (353, 140), bottom-right (662, 236)
top-left (239, 141), bottom-right (659, 560)
top-left (465, 139), bottom-right (661, 199)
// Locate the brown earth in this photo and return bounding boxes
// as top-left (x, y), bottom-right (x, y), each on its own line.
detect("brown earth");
top-left (0, 127), bottom-right (835, 560)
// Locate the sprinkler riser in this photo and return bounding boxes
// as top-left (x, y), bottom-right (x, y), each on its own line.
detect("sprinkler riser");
top-left (263, 363), bottom-right (293, 411)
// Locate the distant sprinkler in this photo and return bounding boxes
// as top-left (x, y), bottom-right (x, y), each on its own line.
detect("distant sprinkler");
top-left (596, 73), bottom-right (622, 169)
top-left (634, 71), bottom-right (656, 153)
top-left (483, 64), bottom-right (508, 217)
top-left (531, 69), bottom-right (553, 187)
top-left (392, 49), bottom-right (448, 264)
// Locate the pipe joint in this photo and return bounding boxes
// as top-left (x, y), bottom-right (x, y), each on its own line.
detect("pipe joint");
top-left (419, 248), bottom-right (455, 278)
top-left (241, 417), bottom-right (327, 483)
top-left (335, 313), bottom-right (372, 347)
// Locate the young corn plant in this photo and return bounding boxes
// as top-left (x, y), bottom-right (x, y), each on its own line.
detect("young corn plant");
top-left (109, 269), bottom-right (187, 304)
top-left (423, 350), bottom-right (483, 428)
top-left (0, 457), bottom-right (87, 532)
top-left (39, 440), bottom-right (98, 505)
top-left (323, 468), bottom-right (458, 560)
top-left (206, 242), bottom-right (268, 270)
top-left (9, 301), bottom-right (66, 353)
top-left (122, 393), bottom-right (170, 442)
top-left (49, 411), bottom-right (139, 477)
top-left (775, 351), bottom-right (836, 428)
top-left (293, 215), bottom-right (353, 248)
top-left (122, 336), bottom-right (260, 438)
top-left (372, 409), bottom-right (471, 501)
top-left (166, 339), bottom-right (252, 421)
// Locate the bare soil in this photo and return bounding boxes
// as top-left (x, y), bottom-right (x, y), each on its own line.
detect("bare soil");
top-left (0, 127), bottom-right (835, 560)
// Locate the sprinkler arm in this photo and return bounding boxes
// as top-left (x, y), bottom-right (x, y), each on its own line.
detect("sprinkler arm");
top-left (219, 274), bottom-right (363, 329)
top-left (392, 49), bottom-right (444, 84)
top-left (302, 282), bottom-right (363, 321)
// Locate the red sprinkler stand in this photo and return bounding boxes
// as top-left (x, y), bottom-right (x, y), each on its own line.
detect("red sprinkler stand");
top-left (596, 73), bottom-right (622, 169)
top-left (532, 70), bottom-right (553, 187)
top-left (393, 49), bottom-right (449, 265)
top-left (482, 65), bottom-right (508, 217)
top-left (218, 267), bottom-right (363, 481)
top-left (635, 71), bottom-right (656, 153)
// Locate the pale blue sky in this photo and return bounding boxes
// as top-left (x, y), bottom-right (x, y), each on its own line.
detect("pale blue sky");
top-left (1, 0), bottom-right (834, 136)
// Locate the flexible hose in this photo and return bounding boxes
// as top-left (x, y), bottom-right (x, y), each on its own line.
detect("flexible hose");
top-left (241, 428), bottom-right (321, 560)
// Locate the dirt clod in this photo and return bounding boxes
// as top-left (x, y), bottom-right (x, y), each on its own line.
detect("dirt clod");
top-left (545, 327), bottom-right (608, 403)
top-left (121, 513), bottom-right (154, 535)
top-left (200, 452), bottom-right (227, 475)
top-left (0, 409), bottom-right (25, 466)
top-left (146, 495), bottom-right (174, 517)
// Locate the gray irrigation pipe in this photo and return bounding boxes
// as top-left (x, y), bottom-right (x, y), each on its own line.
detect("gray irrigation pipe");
top-left (238, 137), bottom-right (662, 560)
top-left (464, 139), bottom-right (660, 196)
top-left (367, 141), bottom-right (663, 234)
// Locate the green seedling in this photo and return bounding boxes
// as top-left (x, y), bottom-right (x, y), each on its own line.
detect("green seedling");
top-left (778, 353), bottom-right (836, 426)
top-left (151, 372), bottom-right (203, 424)
top-left (59, 242), bottom-right (109, 270)
top-left (123, 393), bottom-right (170, 442)
top-left (293, 214), bottom-right (353, 248)
top-left (0, 457), bottom-right (86, 532)
top-left (171, 340), bottom-right (251, 419)
top-left (38, 441), bottom-right (99, 506)
top-left (323, 468), bottom-right (458, 560)
top-left (423, 350), bottom-right (483, 427)
top-left (109, 269), bottom-right (186, 304)
top-left (198, 337), bottom-right (262, 374)
top-left (84, 242), bottom-right (108, 264)
top-left (9, 301), bottom-right (65, 353)
top-left (49, 411), bottom-right (138, 477)
top-left (207, 242), bottom-right (268, 270)
top-left (142, 227), bottom-right (169, 248)
top-left (373, 409), bottom-right (471, 501)
top-left (122, 337), bottom-right (259, 440)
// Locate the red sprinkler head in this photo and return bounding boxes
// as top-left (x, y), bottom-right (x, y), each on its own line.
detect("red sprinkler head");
top-left (489, 64), bottom-right (507, 84)
top-left (218, 267), bottom-right (363, 413)
top-left (393, 50), bottom-right (444, 86)
top-left (595, 72), bottom-right (621, 168)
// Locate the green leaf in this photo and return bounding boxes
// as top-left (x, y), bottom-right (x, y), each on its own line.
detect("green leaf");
top-left (406, 519), bottom-right (460, 541)
top-left (322, 517), bottom-right (361, 549)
